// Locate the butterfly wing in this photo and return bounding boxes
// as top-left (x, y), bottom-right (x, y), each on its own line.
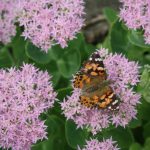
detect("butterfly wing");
top-left (73, 52), bottom-right (119, 111)
top-left (80, 84), bottom-right (119, 110)
top-left (73, 72), bottom-right (91, 89)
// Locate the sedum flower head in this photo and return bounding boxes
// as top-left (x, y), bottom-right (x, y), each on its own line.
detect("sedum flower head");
top-left (18, 0), bottom-right (84, 52)
top-left (0, 0), bottom-right (17, 44)
top-left (61, 48), bottom-right (140, 135)
top-left (78, 138), bottom-right (119, 150)
top-left (119, 0), bottom-right (150, 44)
top-left (0, 64), bottom-right (57, 150)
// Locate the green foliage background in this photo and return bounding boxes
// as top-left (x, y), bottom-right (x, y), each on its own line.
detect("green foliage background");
top-left (0, 8), bottom-right (150, 150)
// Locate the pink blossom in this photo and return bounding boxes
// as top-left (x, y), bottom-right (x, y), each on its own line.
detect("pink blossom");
top-left (0, 0), bottom-right (17, 44)
top-left (102, 50), bottom-right (140, 90)
top-left (119, 0), bottom-right (150, 44)
top-left (78, 138), bottom-right (119, 150)
top-left (61, 48), bottom-right (140, 134)
top-left (0, 64), bottom-right (57, 150)
top-left (17, 0), bottom-right (84, 52)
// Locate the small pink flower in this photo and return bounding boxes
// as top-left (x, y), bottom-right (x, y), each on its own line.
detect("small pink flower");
top-left (78, 138), bottom-right (119, 150)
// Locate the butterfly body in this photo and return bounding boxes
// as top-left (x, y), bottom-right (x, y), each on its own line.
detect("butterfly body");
top-left (73, 52), bottom-right (120, 111)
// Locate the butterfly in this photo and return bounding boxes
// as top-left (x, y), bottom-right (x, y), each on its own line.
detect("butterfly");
top-left (73, 52), bottom-right (119, 111)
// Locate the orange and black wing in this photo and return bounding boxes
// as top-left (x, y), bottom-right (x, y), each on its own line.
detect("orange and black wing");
top-left (80, 86), bottom-right (120, 111)
top-left (73, 72), bottom-right (90, 89)
top-left (82, 52), bottom-right (107, 79)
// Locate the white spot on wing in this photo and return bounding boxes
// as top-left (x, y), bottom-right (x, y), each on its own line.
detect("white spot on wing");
top-left (112, 100), bottom-right (118, 105)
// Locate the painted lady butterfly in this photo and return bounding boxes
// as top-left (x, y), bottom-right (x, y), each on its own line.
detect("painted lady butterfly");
top-left (73, 52), bottom-right (119, 111)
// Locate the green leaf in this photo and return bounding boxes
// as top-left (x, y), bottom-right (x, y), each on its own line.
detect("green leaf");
top-left (126, 45), bottom-right (150, 64)
top-left (47, 34), bottom-right (83, 78)
top-left (138, 99), bottom-right (150, 121)
top-left (109, 20), bottom-right (150, 64)
top-left (128, 30), bottom-right (150, 49)
top-left (46, 33), bottom-right (95, 79)
top-left (65, 120), bottom-right (89, 149)
top-left (102, 127), bottom-right (134, 149)
top-left (46, 86), bottom-right (71, 116)
top-left (57, 48), bottom-right (81, 78)
top-left (32, 115), bottom-right (69, 150)
top-left (129, 143), bottom-right (142, 150)
top-left (0, 47), bottom-right (14, 68)
top-left (47, 61), bottom-right (61, 87)
top-left (57, 87), bottom-right (72, 100)
top-left (11, 27), bottom-right (28, 65)
top-left (103, 7), bottom-right (118, 24)
top-left (49, 33), bottom-right (84, 61)
top-left (110, 20), bottom-right (129, 53)
top-left (46, 115), bottom-right (64, 138)
top-left (144, 138), bottom-right (150, 150)
top-left (0, 43), bottom-right (4, 49)
top-left (101, 35), bottom-right (112, 50)
top-left (26, 42), bottom-right (52, 64)
top-left (128, 119), bottom-right (142, 128)
top-left (138, 65), bottom-right (150, 103)
top-left (48, 45), bottom-right (64, 60)
top-left (143, 121), bottom-right (150, 139)
top-left (108, 21), bottom-right (150, 64)
top-left (77, 34), bottom-right (95, 62)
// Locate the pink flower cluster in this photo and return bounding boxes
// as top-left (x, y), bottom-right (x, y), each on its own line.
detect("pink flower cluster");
top-left (61, 48), bottom-right (140, 135)
top-left (0, 0), bottom-right (84, 52)
top-left (119, 0), bottom-right (150, 44)
top-left (0, 0), bottom-right (17, 44)
top-left (18, 0), bottom-right (84, 52)
top-left (78, 138), bottom-right (119, 150)
top-left (0, 64), bottom-right (57, 150)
